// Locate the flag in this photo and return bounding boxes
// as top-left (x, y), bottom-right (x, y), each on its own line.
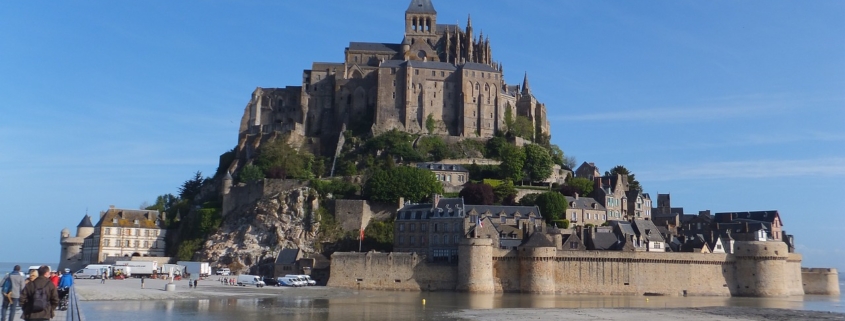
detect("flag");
top-left (477, 215), bottom-right (483, 228)
top-left (360, 228), bottom-right (365, 241)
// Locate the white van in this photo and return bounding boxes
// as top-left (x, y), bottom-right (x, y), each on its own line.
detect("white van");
top-left (285, 274), bottom-right (317, 286)
top-left (216, 268), bottom-right (231, 276)
top-left (74, 268), bottom-right (101, 279)
top-left (84, 265), bottom-right (112, 277)
top-left (236, 275), bottom-right (265, 287)
top-left (277, 276), bottom-right (303, 287)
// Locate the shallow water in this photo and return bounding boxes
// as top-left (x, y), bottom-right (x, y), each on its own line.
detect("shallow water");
top-left (80, 290), bottom-right (844, 321)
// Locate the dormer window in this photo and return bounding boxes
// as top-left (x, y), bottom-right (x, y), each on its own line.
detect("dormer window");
top-left (134, 219), bottom-right (140, 225)
top-left (112, 218), bottom-right (118, 224)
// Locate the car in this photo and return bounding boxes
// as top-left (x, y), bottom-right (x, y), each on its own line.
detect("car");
top-left (277, 276), bottom-right (302, 287)
top-left (262, 277), bottom-right (278, 286)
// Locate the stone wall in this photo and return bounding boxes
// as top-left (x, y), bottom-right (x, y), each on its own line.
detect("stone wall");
top-left (802, 268), bottom-right (840, 295)
top-left (327, 252), bottom-right (457, 291)
top-left (327, 241), bottom-right (812, 297)
top-left (334, 200), bottom-right (398, 233)
top-left (786, 254), bottom-right (805, 296)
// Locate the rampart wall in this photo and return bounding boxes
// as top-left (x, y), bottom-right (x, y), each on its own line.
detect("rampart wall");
top-left (327, 241), bottom-right (817, 297)
top-left (327, 252), bottom-right (457, 291)
top-left (802, 268), bottom-right (841, 295)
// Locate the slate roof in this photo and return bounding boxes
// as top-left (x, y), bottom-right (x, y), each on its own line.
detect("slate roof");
top-left (380, 60), bottom-right (406, 68)
top-left (408, 60), bottom-right (458, 71)
top-left (96, 208), bottom-right (165, 229)
top-left (462, 62), bottom-right (498, 72)
top-left (276, 248), bottom-right (302, 265)
top-left (713, 211), bottom-right (780, 224)
top-left (348, 42), bottom-right (401, 53)
top-left (496, 224), bottom-right (523, 239)
top-left (522, 232), bottom-right (555, 248)
top-left (590, 232), bottom-right (620, 250)
top-left (77, 215), bottom-right (94, 228)
top-left (610, 221), bottom-right (636, 236)
top-left (397, 198), bottom-right (466, 220)
top-left (437, 24), bottom-right (460, 33)
top-left (565, 196), bottom-right (605, 211)
top-left (406, 0), bottom-right (436, 14)
top-left (417, 163), bottom-right (468, 172)
top-left (631, 219), bottom-right (666, 243)
top-left (465, 205), bottom-right (541, 219)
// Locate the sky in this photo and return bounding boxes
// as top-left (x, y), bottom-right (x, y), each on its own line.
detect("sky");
top-left (1, 1), bottom-right (843, 271)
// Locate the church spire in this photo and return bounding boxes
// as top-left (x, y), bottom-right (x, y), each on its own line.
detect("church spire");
top-left (522, 72), bottom-right (532, 95)
top-left (406, 0), bottom-right (436, 14)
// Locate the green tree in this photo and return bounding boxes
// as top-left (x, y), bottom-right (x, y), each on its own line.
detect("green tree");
top-left (256, 137), bottom-right (313, 179)
top-left (312, 157), bottom-right (326, 178)
top-left (238, 164), bottom-right (265, 183)
top-left (523, 144), bottom-right (553, 182)
top-left (416, 136), bottom-right (453, 161)
top-left (363, 218), bottom-right (394, 252)
top-left (364, 166), bottom-right (443, 204)
top-left (606, 165), bottom-right (643, 192)
top-left (518, 193), bottom-right (542, 206)
top-left (426, 114), bottom-right (436, 134)
top-left (484, 136), bottom-right (508, 160)
top-left (512, 116), bottom-right (534, 140)
top-left (549, 144), bottom-right (565, 167)
top-left (179, 171), bottom-right (206, 201)
top-left (563, 177), bottom-right (594, 196)
top-left (492, 180), bottom-right (517, 205)
top-left (499, 145), bottom-right (526, 182)
top-left (534, 191), bottom-right (568, 222)
top-left (364, 129), bottom-right (422, 162)
top-left (504, 103), bottom-right (515, 133)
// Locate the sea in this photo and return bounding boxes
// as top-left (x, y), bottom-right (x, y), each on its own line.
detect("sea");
top-left (3, 262), bottom-right (842, 320)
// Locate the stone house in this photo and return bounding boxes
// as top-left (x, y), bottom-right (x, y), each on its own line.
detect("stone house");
top-left (416, 162), bottom-right (469, 191)
top-left (713, 211), bottom-right (783, 241)
top-left (560, 233), bottom-right (586, 251)
top-left (574, 162), bottom-right (600, 180)
top-left (564, 194), bottom-right (607, 227)
top-left (625, 190), bottom-right (651, 220)
top-left (274, 248), bottom-right (304, 276)
top-left (394, 195), bottom-right (542, 262)
top-left (591, 174), bottom-right (628, 222)
top-left (71, 206), bottom-right (167, 266)
top-left (631, 219), bottom-right (666, 252)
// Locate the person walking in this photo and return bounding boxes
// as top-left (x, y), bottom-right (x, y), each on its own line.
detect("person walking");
top-left (47, 270), bottom-right (58, 289)
top-left (19, 266), bottom-right (58, 321)
top-left (1, 265), bottom-right (26, 321)
top-left (100, 272), bottom-right (106, 284)
top-left (57, 269), bottom-right (73, 311)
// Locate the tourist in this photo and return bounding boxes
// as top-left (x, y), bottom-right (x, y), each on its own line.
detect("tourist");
top-left (25, 271), bottom-right (36, 285)
top-left (47, 269), bottom-right (59, 288)
top-left (57, 269), bottom-right (73, 311)
top-left (1, 265), bottom-right (26, 321)
top-left (19, 266), bottom-right (58, 321)
top-left (100, 272), bottom-right (106, 284)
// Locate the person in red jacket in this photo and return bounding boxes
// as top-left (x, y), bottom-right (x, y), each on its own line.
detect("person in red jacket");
top-left (48, 269), bottom-right (59, 288)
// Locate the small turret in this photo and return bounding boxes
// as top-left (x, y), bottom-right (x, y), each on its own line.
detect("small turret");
top-left (522, 72), bottom-right (532, 96)
top-left (76, 215), bottom-right (95, 239)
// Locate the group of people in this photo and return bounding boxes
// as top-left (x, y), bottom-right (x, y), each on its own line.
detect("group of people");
top-left (218, 277), bottom-right (236, 286)
top-left (1, 265), bottom-right (73, 321)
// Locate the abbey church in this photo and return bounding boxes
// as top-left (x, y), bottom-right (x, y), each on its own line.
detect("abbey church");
top-left (239, 0), bottom-right (551, 156)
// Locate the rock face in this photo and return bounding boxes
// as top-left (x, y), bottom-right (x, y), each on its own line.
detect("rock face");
top-left (200, 185), bottom-right (319, 273)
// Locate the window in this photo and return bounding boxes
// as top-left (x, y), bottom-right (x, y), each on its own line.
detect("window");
top-left (421, 236), bottom-right (426, 245)
top-left (433, 223), bottom-right (438, 232)
top-left (410, 223), bottom-right (416, 232)
top-left (432, 236), bottom-right (438, 245)
top-left (144, 241), bottom-right (149, 248)
top-left (410, 236), bottom-right (416, 245)
top-left (500, 216), bottom-right (506, 223)
top-left (653, 242), bottom-right (661, 249)
top-left (392, 92), bottom-right (395, 98)
top-left (432, 71), bottom-right (435, 76)
top-left (441, 71), bottom-right (445, 76)
top-left (125, 229), bottom-right (130, 236)
top-left (125, 240), bottom-right (130, 247)
top-left (570, 242), bottom-right (578, 249)
top-left (104, 239), bottom-right (110, 247)
top-left (454, 222), bottom-right (460, 232)
top-left (421, 224), bottom-right (427, 232)
top-left (443, 235), bottom-right (449, 245)
top-left (454, 234), bottom-right (459, 244)
top-left (145, 230), bottom-right (150, 237)
top-left (415, 70), bottom-right (419, 75)
top-left (398, 236), bottom-right (404, 245)
top-left (399, 223), bottom-right (405, 232)
top-left (105, 228), bottom-right (110, 235)
top-left (134, 241), bottom-right (139, 248)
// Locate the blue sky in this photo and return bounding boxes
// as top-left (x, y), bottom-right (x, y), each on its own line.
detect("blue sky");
top-left (1, 1), bottom-right (843, 271)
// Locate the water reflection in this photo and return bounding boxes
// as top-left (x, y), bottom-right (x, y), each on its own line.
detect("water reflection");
top-left (80, 290), bottom-right (843, 321)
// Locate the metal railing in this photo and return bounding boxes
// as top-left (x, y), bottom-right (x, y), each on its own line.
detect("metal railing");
top-left (65, 285), bottom-right (86, 321)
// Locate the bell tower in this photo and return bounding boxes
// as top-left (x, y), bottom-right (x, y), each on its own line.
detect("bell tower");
top-left (404, 0), bottom-right (439, 61)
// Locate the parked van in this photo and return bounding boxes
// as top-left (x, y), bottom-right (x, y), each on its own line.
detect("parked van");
top-left (84, 265), bottom-right (112, 277)
top-left (276, 276), bottom-right (303, 287)
top-left (74, 268), bottom-right (101, 279)
top-left (285, 274), bottom-right (317, 286)
top-left (236, 275), bottom-right (265, 287)
top-left (216, 268), bottom-right (231, 276)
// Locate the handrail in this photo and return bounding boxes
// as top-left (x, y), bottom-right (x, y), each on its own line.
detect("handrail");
top-left (65, 285), bottom-right (86, 321)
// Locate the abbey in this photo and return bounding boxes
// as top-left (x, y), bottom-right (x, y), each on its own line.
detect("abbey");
top-left (240, 0), bottom-right (550, 155)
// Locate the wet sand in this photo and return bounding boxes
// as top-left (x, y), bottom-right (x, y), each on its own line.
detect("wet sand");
top-left (451, 307), bottom-right (845, 321)
top-left (74, 278), bottom-right (845, 320)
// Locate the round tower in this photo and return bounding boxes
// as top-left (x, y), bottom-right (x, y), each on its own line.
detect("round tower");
top-left (518, 246), bottom-right (557, 294)
top-left (76, 215), bottom-right (95, 239)
top-left (456, 238), bottom-right (494, 293)
top-left (58, 228), bottom-right (84, 272)
top-left (732, 241), bottom-right (789, 297)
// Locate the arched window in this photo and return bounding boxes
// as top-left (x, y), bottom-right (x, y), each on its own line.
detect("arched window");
top-left (443, 235), bottom-right (449, 245)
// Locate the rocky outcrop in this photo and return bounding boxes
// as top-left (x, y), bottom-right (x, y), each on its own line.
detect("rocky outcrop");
top-left (200, 184), bottom-right (319, 273)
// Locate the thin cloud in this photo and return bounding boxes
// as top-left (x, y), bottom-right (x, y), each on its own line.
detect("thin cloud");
top-left (555, 104), bottom-right (790, 122)
top-left (642, 157), bottom-right (845, 181)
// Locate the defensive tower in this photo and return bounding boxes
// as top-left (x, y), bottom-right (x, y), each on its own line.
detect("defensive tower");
top-left (732, 241), bottom-right (790, 297)
top-left (457, 238), bottom-right (494, 293)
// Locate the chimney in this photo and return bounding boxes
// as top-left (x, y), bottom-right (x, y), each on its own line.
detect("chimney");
top-left (100, 210), bottom-right (106, 220)
top-left (398, 197), bottom-right (405, 210)
top-left (574, 192), bottom-right (579, 200)
top-left (432, 194), bottom-right (441, 208)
